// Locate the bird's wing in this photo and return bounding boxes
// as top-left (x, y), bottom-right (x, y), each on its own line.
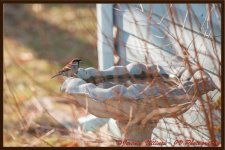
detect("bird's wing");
top-left (61, 66), bottom-right (71, 72)
top-left (61, 61), bottom-right (73, 72)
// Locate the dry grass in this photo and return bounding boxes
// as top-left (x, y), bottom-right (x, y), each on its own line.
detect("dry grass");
top-left (3, 4), bottom-right (103, 147)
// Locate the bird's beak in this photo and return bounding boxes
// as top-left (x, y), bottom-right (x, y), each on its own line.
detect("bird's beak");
top-left (51, 73), bottom-right (60, 79)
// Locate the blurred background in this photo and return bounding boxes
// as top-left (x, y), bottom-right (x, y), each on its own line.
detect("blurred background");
top-left (4, 4), bottom-right (101, 146)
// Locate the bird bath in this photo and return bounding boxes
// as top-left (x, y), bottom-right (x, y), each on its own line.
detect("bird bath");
top-left (60, 62), bottom-right (217, 142)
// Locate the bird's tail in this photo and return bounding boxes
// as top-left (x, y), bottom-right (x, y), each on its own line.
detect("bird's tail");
top-left (51, 73), bottom-right (61, 79)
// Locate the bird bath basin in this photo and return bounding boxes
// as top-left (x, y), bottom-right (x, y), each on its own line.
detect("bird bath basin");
top-left (60, 62), bottom-right (217, 142)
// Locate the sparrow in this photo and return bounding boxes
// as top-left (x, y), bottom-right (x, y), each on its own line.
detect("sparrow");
top-left (51, 58), bottom-right (82, 78)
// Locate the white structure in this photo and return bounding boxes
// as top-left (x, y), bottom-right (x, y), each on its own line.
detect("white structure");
top-left (79, 4), bottom-right (221, 145)
top-left (97, 4), bottom-right (114, 70)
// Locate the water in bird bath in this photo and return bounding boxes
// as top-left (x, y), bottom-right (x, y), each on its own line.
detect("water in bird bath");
top-left (77, 62), bottom-right (182, 92)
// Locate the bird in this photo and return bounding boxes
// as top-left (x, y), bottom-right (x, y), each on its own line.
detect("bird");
top-left (51, 58), bottom-right (82, 78)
